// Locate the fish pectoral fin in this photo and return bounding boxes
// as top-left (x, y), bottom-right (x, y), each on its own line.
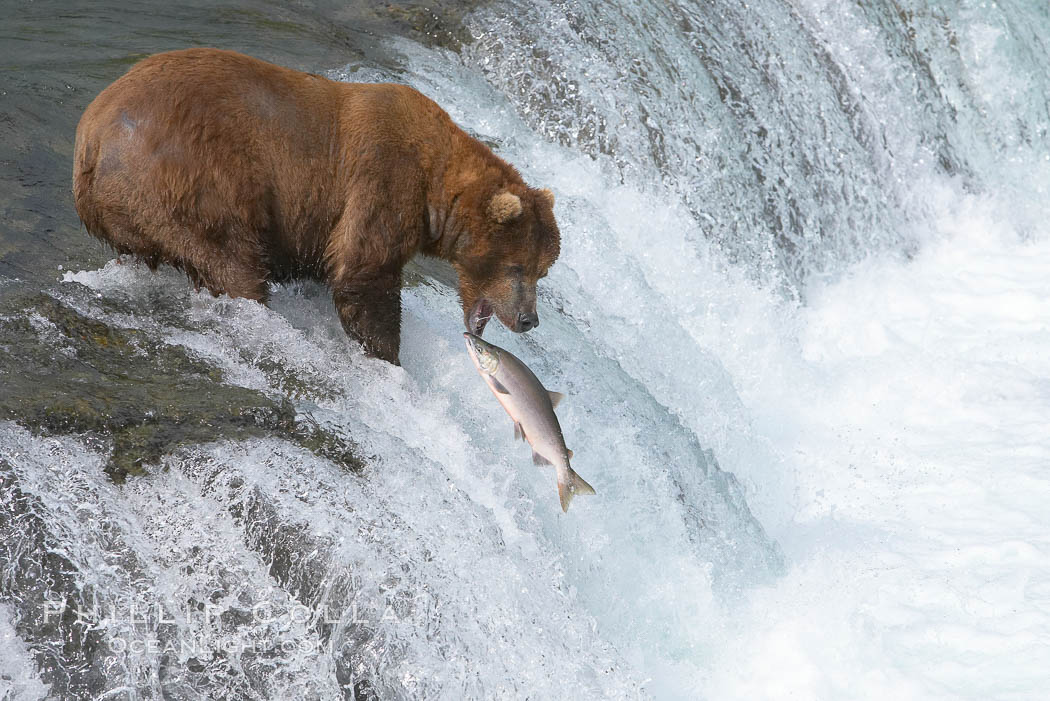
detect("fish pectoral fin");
top-left (514, 422), bottom-right (526, 441)
top-left (532, 451), bottom-right (552, 466)
top-left (487, 376), bottom-right (511, 394)
top-left (548, 390), bottom-right (565, 408)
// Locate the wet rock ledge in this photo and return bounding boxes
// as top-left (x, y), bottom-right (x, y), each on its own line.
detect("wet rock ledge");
top-left (0, 287), bottom-right (363, 482)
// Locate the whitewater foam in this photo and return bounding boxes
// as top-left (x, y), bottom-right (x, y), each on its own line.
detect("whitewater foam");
top-left (705, 191), bottom-right (1050, 699)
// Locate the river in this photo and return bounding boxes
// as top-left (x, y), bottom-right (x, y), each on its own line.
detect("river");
top-left (2, 1), bottom-right (1048, 699)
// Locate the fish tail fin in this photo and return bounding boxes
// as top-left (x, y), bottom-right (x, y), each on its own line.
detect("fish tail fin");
top-left (558, 467), bottom-right (596, 512)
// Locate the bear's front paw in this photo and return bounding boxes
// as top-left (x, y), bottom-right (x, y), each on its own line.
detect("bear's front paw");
top-left (333, 284), bottom-right (402, 366)
top-left (360, 332), bottom-right (401, 366)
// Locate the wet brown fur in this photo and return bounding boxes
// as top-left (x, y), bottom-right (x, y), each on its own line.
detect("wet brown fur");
top-left (73, 48), bottom-right (560, 364)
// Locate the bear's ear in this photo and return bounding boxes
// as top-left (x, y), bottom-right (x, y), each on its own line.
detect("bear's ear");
top-left (537, 188), bottom-right (555, 209)
top-left (489, 192), bottom-right (523, 224)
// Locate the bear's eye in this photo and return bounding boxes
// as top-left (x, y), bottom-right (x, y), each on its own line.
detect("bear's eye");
top-left (507, 264), bottom-right (525, 275)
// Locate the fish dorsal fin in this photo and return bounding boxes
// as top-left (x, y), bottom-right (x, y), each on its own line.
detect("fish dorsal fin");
top-left (548, 390), bottom-right (564, 408)
top-left (566, 448), bottom-right (573, 460)
top-left (532, 451), bottom-right (552, 466)
top-left (487, 376), bottom-right (511, 394)
top-left (514, 422), bottom-right (526, 442)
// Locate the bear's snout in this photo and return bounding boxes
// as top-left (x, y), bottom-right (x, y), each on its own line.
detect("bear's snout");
top-left (496, 283), bottom-right (538, 335)
top-left (515, 311), bottom-right (538, 332)
top-left (462, 273), bottom-right (543, 337)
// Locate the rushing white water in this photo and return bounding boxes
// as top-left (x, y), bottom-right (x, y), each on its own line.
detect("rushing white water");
top-left (3, 0), bottom-right (1050, 698)
top-left (0, 603), bottom-right (48, 700)
top-left (703, 197), bottom-right (1050, 700)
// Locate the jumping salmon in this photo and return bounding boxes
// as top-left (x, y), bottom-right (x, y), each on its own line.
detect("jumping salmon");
top-left (464, 332), bottom-right (596, 511)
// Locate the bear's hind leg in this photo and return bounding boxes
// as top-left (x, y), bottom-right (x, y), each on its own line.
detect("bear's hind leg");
top-left (81, 191), bottom-right (271, 303)
top-left (186, 239), bottom-right (270, 303)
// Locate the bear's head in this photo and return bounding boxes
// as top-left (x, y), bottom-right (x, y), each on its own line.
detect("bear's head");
top-left (451, 185), bottom-right (560, 337)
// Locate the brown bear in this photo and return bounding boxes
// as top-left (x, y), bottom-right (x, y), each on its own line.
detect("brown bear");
top-left (73, 48), bottom-right (560, 364)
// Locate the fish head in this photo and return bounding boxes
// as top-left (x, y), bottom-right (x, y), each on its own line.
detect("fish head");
top-left (464, 332), bottom-right (501, 375)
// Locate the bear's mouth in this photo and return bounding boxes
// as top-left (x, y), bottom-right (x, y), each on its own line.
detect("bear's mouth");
top-left (468, 299), bottom-right (493, 336)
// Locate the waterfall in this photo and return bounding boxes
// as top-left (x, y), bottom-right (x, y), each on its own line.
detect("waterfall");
top-left (3, 1), bottom-right (1049, 699)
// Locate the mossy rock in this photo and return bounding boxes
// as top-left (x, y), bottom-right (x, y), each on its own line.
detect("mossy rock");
top-left (0, 288), bottom-right (363, 481)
